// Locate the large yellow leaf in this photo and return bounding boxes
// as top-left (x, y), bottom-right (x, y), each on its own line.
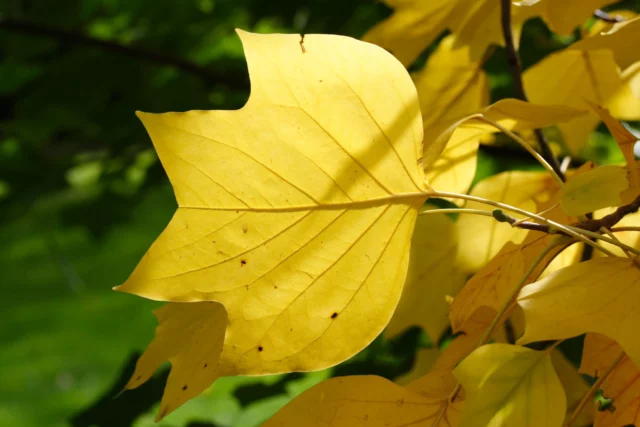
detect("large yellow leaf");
top-left (455, 170), bottom-right (556, 272)
top-left (518, 0), bottom-right (619, 35)
top-left (518, 257), bottom-right (640, 367)
top-left (523, 49), bottom-right (622, 154)
top-left (579, 333), bottom-right (640, 427)
top-left (453, 343), bottom-right (566, 427)
top-left (572, 16), bottom-right (640, 69)
top-left (386, 210), bottom-right (466, 341)
top-left (117, 30), bottom-right (428, 408)
top-left (560, 165), bottom-right (629, 216)
top-left (122, 302), bottom-right (227, 420)
top-left (263, 374), bottom-right (461, 427)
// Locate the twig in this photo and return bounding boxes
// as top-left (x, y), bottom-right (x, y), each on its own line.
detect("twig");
top-left (566, 351), bottom-right (626, 426)
top-left (499, 0), bottom-right (565, 181)
top-left (0, 18), bottom-right (247, 89)
top-left (593, 9), bottom-right (626, 23)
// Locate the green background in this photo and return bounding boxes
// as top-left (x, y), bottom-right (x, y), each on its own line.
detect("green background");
top-left (0, 1), bottom-right (636, 426)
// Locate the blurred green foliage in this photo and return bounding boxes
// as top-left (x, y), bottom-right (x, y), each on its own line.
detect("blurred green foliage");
top-left (0, 0), bottom-right (636, 426)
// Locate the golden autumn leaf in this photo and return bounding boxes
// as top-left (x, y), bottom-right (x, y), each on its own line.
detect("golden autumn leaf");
top-left (551, 349), bottom-right (593, 427)
top-left (607, 61), bottom-right (640, 121)
top-left (450, 230), bottom-right (568, 333)
top-left (579, 333), bottom-right (640, 427)
top-left (516, 0), bottom-right (619, 35)
top-left (523, 48), bottom-right (622, 154)
top-left (118, 30), bottom-right (430, 415)
top-left (518, 257), bottom-right (640, 367)
top-left (587, 100), bottom-right (639, 189)
top-left (386, 210), bottom-right (466, 341)
top-left (454, 343), bottom-right (566, 427)
top-left (122, 302), bottom-right (227, 421)
top-left (263, 374), bottom-right (461, 427)
top-left (362, 0), bottom-right (532, 67)
top-left (560, 165), bottom-right (629, 216)
top-left (572, 16), bottom-right (640, 69)
top-left (454, 170), bottom-right (557, 272)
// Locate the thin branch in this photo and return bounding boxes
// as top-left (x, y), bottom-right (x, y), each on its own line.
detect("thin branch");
top-left (593, 9), bottom-right (626, 23)
top-left (0, 18), bottom-right (248, 89)
top-left (499, 0), bottom-right (565, 181)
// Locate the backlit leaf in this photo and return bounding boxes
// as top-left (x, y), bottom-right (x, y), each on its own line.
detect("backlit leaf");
top-left (455, 170), bottom-right (557, 272)
top-left (523, 49), bottom-right (622, 154)
top-left (587, 101), bottom-right (639, 189)
top-left (517, 0), bottom-right (619, 35)
top-left (560, 165), bottom-right (629, 216)
top-left (579, 333), bottom-right (640, 427)
top-left (453, 343), bottom-right (566, 427)
top-left (117, 30), bottom-right (428, 415)
top-left (122, 302), bottom-right (227, 421)
top-left (263, 374), bottom-right (461, 427)
top-left (518, 257), bottom-right (640, 367)
top-left (386, 210), bottom-right (466, 341)
top-left (572, 16), bottom-right (640, 69)
top-left (607, 61), bottom-right (640, 121)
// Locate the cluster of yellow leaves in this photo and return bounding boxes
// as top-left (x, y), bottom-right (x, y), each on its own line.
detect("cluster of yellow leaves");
top-left (114, 1), bottom-right (640, 425)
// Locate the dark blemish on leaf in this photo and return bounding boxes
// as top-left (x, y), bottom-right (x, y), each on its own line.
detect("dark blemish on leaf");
top-left (319, 80), bottom-right (323, 83)
top-left (245, 285), bottom-right (249, 290)
top-left (363, 414), bottom-right (369, 421)
top-left (396, 398), bottom-right (404, 407)
top-left (258, 345), bottom-right (264, 352)
top-left (242, 224), bottom-right (248, 233)
top-left (240, 259), bottom-right (247, 266)
top-left (290, 328), bottom-right (293, 332)
top-left (182, 385), bottom-right (188, 391)
top-left (331, 312), bottom-right (338, 319)
top-left (274, 285), bottom-right (278, 289)
top-left (136, 375), bottom-right (141, 381)
top-left (235, 210), bottom-right (239, 214)
top-left (299, 34), bottom-right (306, 53)
top-left (204, 363), bottom-right (208, 368)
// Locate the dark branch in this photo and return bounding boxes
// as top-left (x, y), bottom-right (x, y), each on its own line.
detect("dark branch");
top-left (593, 9), bottom-right (625, 23)
top-left (493, 194), bottom-right (640, 238)
top-left (499, 0), bottom-right (565, 182)
top-left (0, 18), bottom-right (248, 90)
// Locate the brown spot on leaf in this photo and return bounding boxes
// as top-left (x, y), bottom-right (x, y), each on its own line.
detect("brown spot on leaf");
top-left (182, 385), bottom-right (188, 391)
top-left (258, 346), bottom-right (264, 352)
top-left (331, 312), bottom-right (338, 319)
top-left (242, 224), bottom-right (248, 233)
top-left (240, 259), bottom-right (247, 266)
top-left (204, 363), bottom-right (208, 368)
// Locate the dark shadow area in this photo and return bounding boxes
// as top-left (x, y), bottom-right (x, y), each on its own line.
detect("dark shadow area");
top-left (70, 352), bottom-right (169, 427)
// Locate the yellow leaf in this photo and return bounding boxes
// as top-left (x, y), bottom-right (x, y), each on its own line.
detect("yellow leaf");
top-left (572, 16), bottom-right (640, 69)
top-left (607, 61), bottom-right (640, 121)
top-left (517, 0), bottom-right (619, 35)
top-left (123, 302), bottom-right (227, 421)
top-left (362, 0), bottom-right (531, 67)
top-left (586, 100), bottom-right (639, 189)
top-left (117, 30), bottom-right (428, 413)
top-left (453, 343), bottom-right (566, 427)
top-left (455, 170), bottom-right (556, 272)
top-left (518, 257), bottom-right (640, 367)
top-left (579, 333), bottom-right (640, 427)
top-left (593, 209), bottom-right (640, 257)
top-left (396, 348), bottom-right (441, 386)
top-left (426, 127), bottom-right (483, 197)
top-left (262, 374), bottom-right (461, 427)
top-left (560, 165), bottom-right (629, 216)
top-left (524, 49), bottom-right (622, 154)
top-left (551, 349), bottom-right (593, 427)
top-left (386, 210), bottom-right (466, 341)
top-left (451, 231), bottom-right (567, 333)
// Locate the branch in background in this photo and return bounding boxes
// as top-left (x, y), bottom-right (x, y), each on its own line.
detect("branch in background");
top-left (593, 9), bottom-right (626, 23)
top-left (0, 18), bottom-right (248, 90)
top-left (499, 0), bottom-right (566, 182)
top-left (494, 194), bottom-right (640, 236)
